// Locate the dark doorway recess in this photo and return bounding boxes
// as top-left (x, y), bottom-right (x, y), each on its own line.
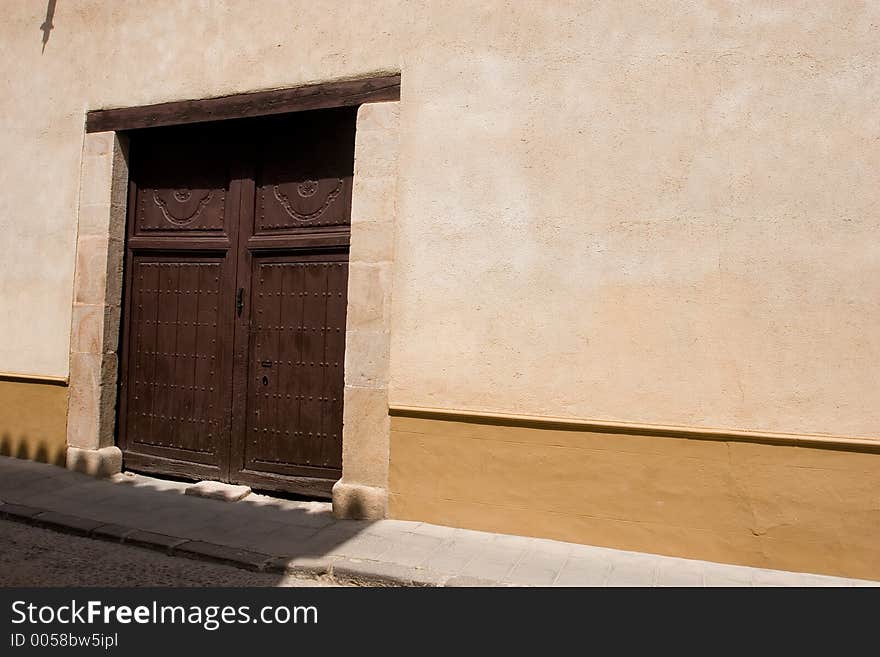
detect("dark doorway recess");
top-left (117, 108), bottom-right (356, 498)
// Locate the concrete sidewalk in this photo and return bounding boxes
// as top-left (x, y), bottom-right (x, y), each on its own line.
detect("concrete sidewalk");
top-left (0, 456), bottom-right (874, 587)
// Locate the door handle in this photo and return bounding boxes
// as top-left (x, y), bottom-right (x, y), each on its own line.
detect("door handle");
top-left (236, 288), bottom-right (244, 317)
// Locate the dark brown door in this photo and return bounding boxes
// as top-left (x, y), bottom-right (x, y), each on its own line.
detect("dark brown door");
top-left (118, 109), bottom-right (356, 497)
top-left (117, 123), bottom-right (239, 482)
top-left (229, 110), bottom-right (355, 496)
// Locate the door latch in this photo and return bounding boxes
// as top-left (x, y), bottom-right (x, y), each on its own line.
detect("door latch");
top-left (236, 288), bottom-right (244, 317)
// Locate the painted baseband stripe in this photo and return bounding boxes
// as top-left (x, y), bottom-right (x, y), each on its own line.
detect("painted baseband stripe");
top-left (388, 405), bottom-right (880, 453)
top-left (0, 372), bottom-right (68, 385)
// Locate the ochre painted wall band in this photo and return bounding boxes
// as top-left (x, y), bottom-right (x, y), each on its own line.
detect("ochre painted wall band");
top-left (388, 411), bottom-right (880, 579)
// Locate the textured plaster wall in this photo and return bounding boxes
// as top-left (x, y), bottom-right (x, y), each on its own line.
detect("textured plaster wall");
top-left (389, 415), bottom-right (880, 580)
top-left (0, 380), bottom-right (68, 466)
top-left (1, 1), bottom-right (878, 438)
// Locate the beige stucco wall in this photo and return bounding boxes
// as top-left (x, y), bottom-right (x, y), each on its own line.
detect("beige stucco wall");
top-left (1, 1), bottom-right (878, 439)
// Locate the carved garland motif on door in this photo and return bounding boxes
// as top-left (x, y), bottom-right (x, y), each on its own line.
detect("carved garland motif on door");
top-left (152, 189), bottom-right (215, 226)
top-left (272, 178), bottom-right (343, 222)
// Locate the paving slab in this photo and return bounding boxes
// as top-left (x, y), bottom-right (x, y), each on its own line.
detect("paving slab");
top-left (124, 530), bottom-right (189, 553)
top-left (459, 545), bottom-right (526, 581)
top-left (445, 575), bottom-right (505, 587)
top-left (3, 477), bottom-right (78, 502)
top-left (325, 533), bottom-right (393, 561)
top-left (92, 524), bottom-right (137, 542)
top-left (376, 533), bottom-right (445, 567)
top-left (553, 556), bottom-right (612, 587)
top-left (504, 550), bottom-right (569, 586)
top-left (408, 522), bottom-right (458, 540)
top-left (174, 541), bottom-right (272, 571)
top-left (266, 555), bottom-right (334, 578)
top-left (220, 526), bottom-right (319, 555)
top-left (419, 540), bottom-right (479, 574)
top-left (0, 502), bottom-right (44, 520)
top-left (32, 511), bottom-right (105, 536)
top-left (268, 505), bottom-right (336, 530)
top-left (84, 507), bottom-right (150, 527)
top-left (605, 556), bottom-right (662, 587)
top-left (655, 560), bottom-right (706, 587)
top-left (332, 558), bottom-right (444, 587)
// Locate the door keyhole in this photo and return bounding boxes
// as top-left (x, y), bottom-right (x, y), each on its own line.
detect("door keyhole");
top-left (262, 375), bottom-right (269, 386)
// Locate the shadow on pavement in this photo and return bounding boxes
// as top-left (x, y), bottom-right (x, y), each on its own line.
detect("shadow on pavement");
top-left (0, 455), bottom-right (373, 586)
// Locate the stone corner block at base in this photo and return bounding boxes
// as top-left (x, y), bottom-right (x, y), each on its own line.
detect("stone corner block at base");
top-left (66, 446), bottom-right (122, 478)
top-left (331, 481), bottom-right (387, 520)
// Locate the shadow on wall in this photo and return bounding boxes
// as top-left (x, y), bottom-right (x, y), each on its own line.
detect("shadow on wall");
top-left (40, 0), bottom-right (57, 53)
top-left (0, 433), bottom-right (66, 468)
top-left (0, 376), bottom-right (69, 469)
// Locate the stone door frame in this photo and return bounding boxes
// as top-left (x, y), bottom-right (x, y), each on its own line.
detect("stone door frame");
top-left (66, 77), bottom-right (400, 519)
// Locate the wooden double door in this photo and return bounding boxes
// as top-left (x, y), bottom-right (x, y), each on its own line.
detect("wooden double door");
top-left (118, 108), bottom-right (356, 497)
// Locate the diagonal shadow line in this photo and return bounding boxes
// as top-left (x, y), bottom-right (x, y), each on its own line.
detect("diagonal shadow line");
top-left (40, 0), bottom-right (57, 54)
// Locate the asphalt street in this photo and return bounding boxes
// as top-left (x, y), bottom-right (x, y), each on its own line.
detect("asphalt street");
top-left (0, 519), bottom-right (339, 587)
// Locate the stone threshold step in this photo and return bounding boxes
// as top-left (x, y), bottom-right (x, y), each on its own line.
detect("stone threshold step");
top-left (184, 480), bottom-right (252, 503)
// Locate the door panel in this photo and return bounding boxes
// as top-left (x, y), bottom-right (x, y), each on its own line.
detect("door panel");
top-left (253, 109), bottom-right (355, 235)
top-left (124, 257), bottom-right (228, 465)
top-left (242, 253), bottom-right (347, 479)
top-left (230, 108), bottom-right (355, 495)
top-left (131, 126), bottom-right (232, 237)
top-left (118, 123), bottom-right (238, 477)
